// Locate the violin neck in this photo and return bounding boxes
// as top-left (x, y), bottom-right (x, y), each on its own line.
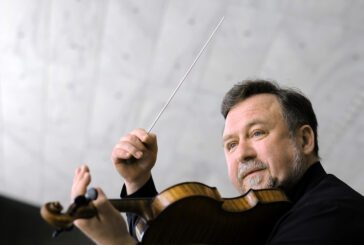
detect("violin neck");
top-left (109, 198), bottom-right (154, 222)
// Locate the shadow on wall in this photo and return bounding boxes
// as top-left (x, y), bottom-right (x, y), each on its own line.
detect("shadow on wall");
top-left (0, 195), bottom-right (93, 244)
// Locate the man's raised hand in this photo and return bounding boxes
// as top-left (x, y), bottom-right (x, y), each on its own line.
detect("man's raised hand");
top-left (111, 128), bottom-right (158, 195)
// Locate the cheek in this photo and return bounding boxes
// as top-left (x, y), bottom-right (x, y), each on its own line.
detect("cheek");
top-left (226, 156), bottom-right (239, 188)
top-left (260, 141), bottom-right (296, 179)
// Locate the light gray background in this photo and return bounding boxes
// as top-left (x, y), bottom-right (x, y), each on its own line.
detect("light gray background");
top-left (0, 0), bottom-right (363, 207)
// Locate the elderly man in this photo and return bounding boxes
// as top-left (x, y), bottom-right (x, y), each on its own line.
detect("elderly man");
top-left (72, 80), bottom-right (364, 244)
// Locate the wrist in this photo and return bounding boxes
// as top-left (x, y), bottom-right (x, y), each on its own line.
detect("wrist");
top-left (125, 172), bottom-right (151, 195)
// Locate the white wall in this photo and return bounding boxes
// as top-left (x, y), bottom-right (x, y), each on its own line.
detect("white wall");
top-left (0, 0), bottom-right (363, 207)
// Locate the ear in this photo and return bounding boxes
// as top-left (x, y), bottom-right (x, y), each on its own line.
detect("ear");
top-left (296, 125), bottom-right (315, 155)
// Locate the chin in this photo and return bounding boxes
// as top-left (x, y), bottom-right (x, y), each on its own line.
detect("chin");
top-left (242, 178), bottom-right (272, 193)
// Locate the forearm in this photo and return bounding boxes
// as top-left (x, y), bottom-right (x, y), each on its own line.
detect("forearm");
top-left (121, 176), bottom-right (158, 240)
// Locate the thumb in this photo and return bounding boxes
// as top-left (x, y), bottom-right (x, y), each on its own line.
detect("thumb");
top-left (92, 187), bottom-right (114, 212)
top-left (92, 187), bottom-right (122, 219)
top-left (93, 187), bottom-right (107, 204)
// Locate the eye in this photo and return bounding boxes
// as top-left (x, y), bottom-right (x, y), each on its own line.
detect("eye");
top-left (226, 142), bottom-right (237, 151)
top-left (251, 130), bottom-right (265, 138)
top-left (253, 131), bottom-right (262, 137)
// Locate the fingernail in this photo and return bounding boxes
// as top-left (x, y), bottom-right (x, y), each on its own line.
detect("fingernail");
top-left (136, 151), bottom-right (143, 158)
top-left (122, 151), bottom-right (130, 157)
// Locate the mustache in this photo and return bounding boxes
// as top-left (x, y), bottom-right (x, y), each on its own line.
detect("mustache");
top-left (238, 160), bottom-right (268, 180)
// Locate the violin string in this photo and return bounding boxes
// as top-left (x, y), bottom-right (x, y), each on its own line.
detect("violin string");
top-left (147, 16), bottom-right (225, 133)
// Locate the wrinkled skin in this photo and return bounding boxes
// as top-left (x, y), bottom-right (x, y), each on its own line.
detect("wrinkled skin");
top-left (223, 94), bottom-right (316, 194)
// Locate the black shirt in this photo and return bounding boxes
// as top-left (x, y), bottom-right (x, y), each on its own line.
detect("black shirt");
top-left (267, 162), bottom-right (364, 244)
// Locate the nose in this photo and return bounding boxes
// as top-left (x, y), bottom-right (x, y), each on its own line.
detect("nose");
top-left (236, 140), bottom-right (257, 162)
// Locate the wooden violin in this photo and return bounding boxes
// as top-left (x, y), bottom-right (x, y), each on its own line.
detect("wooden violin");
top-left (41, 181), bottom-right (291, 244)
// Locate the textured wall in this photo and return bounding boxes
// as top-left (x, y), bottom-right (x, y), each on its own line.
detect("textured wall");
top-left (0, 0), bottom-right (363, 209)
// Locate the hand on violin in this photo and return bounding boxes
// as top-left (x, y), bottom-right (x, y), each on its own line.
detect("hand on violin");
top-left (71, 165), bottom-right (136, 245)
top-left (111, 128), bottom-right (158, 194)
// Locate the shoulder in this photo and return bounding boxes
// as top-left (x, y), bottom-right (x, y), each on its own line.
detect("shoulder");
top-left (304, 174), bottom-right (364, 208)
top-left (267, 174), bottom-right (364, 244)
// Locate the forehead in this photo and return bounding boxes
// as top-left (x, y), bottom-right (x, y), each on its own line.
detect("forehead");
top-left (223, 94), bottom-right (284, 133)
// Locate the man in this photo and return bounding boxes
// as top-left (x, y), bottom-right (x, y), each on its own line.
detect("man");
top-left (72, 80), bottom-right (364, 244)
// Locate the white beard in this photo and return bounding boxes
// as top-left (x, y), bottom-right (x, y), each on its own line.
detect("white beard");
top-left (237, 143), bottom-right (306, 193)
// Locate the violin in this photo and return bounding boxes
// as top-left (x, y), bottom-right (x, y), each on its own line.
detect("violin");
top-left (41, 182), bottom-right (291, 244)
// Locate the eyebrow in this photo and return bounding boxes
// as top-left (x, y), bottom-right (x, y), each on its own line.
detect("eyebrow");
top-left (246, 119), bottom-right (267, 128)
top-left (222, 119), bottom-right (267, 144)
top-left (222, 134), bottom-right (234, 144)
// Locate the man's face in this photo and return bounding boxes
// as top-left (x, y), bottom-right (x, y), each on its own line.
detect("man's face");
top-left (223, 94), bottom-right (305, 194)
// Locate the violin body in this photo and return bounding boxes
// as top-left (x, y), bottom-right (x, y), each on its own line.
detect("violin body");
top-left (132, 182), bottom-right (290, 244)
top-left (41, 182), bottom-right (291, 244)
